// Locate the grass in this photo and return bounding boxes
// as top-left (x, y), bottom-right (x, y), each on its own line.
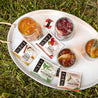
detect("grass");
top-left (0, 0), bottom-right (98, 98)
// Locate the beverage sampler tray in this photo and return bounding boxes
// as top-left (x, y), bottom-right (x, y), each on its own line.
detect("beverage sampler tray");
top-left (7, 10), bottom-right (98, 90)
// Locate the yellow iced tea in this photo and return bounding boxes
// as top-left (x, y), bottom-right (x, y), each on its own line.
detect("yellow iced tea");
top-left (18, 17), bottom-right (43, 41)
top-left (85, 39), bottom-right (98, 58)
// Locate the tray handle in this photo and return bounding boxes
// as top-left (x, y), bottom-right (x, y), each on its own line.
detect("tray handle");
top-left (0, 22), bottom-right (12, 43)
top-left (0, 22), bottom-right (12, 26)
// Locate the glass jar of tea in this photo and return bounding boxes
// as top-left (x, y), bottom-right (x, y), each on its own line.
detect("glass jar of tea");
top-left (85, 39), bottom-right (98, 59)
top-left (58, 48), bottom-right (76, 67)
top-left (18, 17), bottom-right (43, 41)
top-left (55, 17), bottom-right (74, 40)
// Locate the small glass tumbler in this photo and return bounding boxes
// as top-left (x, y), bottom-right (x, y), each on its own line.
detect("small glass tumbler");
top-left (55, 17), bottom-right (74, 40)
top-left (82, 39), bottom-right (98, 60)
top-left (57, 48), bottom-right (77, 68)
top-left (18, 17), bottom-right (43, 41)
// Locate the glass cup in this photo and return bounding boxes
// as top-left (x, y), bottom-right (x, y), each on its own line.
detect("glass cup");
top-left (57, 48), bottom-right (77, 68)
top-left (82, 39), bottom-right (98, 60)
top-left (55, 17), bottom-right (74, 40)
top-left (18, 17), bottom-right (43, 41)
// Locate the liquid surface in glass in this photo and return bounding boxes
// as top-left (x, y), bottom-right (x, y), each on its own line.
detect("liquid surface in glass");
top-left (56, 18), bottom-right (73, 36)
top-left (58, 49), bottom-right (76, 67)
top-left (18, 17), bottom-right (36, 36)
top-left (86, 39), bottom-right (98, 58)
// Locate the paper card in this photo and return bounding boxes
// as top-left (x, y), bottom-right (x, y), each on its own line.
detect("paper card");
top-left (12, 40), bottom-right (39, 66)
top-left (36, 32), bottom-right (64, 59)
top-left (32, 57), bottom-right (59, 83)
top-left (58, 70), bottom-right (82, 92)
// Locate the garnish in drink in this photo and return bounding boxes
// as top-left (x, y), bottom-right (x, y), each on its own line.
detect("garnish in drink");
top-left (58, 49), bottom-right (76, 67)
top-left (85, 39), bottom-right (98, 58)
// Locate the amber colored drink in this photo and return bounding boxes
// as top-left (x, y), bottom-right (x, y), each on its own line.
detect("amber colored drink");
top-left (18, 17), bottom-right (43, 41)
top-left (85, 39), bottom-right (98, 58)
top-left (58, 49), bottom-right (76, 67)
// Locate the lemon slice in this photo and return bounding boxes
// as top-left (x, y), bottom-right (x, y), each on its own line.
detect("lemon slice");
top-left (58, 54), bottom-right (70, 60)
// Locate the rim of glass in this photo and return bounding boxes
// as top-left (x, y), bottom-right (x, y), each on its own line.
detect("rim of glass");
top-left (18, 17), bottom-right (37, 37)
top-left (57, 48), bottom-right (77, 68)
top-left (55, 17), bottom-right (74, 37)
top-left (85, 38), bottom-right (98, 59)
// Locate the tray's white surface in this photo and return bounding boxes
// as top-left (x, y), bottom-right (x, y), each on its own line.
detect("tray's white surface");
top-left (7, 10), bottom-right (98, 90)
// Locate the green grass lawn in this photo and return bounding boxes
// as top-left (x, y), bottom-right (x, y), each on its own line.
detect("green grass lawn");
top-left (0, 0), bottom-right (98, 98)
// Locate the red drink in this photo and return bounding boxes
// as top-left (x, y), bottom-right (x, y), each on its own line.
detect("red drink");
top-left (55, 17), bottom-right (74, 40)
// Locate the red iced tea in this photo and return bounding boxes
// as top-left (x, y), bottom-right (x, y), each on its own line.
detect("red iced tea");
top-left (55, 17), bottom-right (73, 40)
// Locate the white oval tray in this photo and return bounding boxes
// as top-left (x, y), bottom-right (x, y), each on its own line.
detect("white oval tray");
top-left (7, 10), bottom-right (98, 90)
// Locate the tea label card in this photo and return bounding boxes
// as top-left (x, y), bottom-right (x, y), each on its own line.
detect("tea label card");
top-left (12, 40), bottom-right (39, 66)
top-left (36, 32), bottom-right (64, 59)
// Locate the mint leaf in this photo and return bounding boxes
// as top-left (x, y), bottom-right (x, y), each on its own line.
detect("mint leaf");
top-left (43, 63), bottom-right (49, 69)
top-left (47, 78), bottom-right (51, 83)
top-left (48, 41), bottom-right (50, 45)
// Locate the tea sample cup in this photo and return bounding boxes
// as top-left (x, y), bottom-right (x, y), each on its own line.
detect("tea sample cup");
top-left (18, 17), bottom-right (43, 41)
top-left (83, 39), bottom-right (98, 60)
top-left (55, 17), bottom-right (74, 40)
top-left (57, 48), bottom-right (77, 68)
